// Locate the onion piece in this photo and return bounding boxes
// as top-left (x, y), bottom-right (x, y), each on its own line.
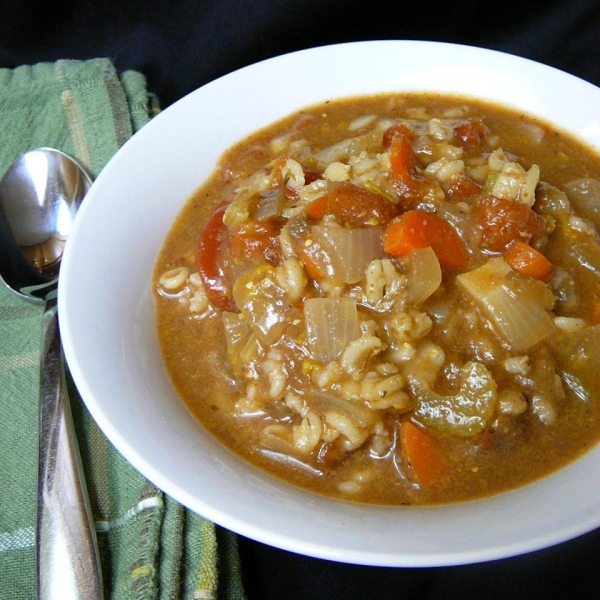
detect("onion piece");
top-left (565, 178), bottom-right (600, 228)
top-left (315, 128), bottom-right (383, 168)
top-left (310, 390), bottom-right (374, 428)
top-left (254, 188), bottom-right (285, 221)
top-left (457, 258), bottom-right (556, 351)
top-left (551, 324), bottom-right (600, 401)
top-left (403, 246), bottom-right (442, 306)
top-left (311, 225), bottom-right (384, 284)
top-left (222, 311), bottom-right (251, 352)
top-left (304, 297), bottom-right (361, 363)
top-left (232, 266), bottom-right (297, 345)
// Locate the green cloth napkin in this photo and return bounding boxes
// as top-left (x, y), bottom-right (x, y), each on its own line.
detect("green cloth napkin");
top-left (0, 59), bottom-right (246, 600)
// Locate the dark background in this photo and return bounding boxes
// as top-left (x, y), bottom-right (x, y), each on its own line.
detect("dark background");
top-left (3, 1), bottom-right (600, 598)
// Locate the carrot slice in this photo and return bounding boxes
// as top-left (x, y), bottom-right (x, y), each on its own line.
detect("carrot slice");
top-left (503, 240), bottom-right (553, 281)
top-left (399, 420), bottom-right (446, 487)
top-left (304, 196), bottom-right (328, 221)
top-left (383, 209), bottom-right (468, 269)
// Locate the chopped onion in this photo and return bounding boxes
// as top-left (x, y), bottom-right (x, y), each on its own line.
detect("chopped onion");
top-left (561, 372), bottom-right (591, 402)
top-left (310, 390), bottom-right (374, 428)
top-left (536, 182), bottom-right (571, 217)
top-left (457, 258), bottom-right (556, 351)
top-left (551, 324), bottom-right (600, 401)
top-left (565, 178), bottom-right (600, 228)
top-left (403, 246), bottom-right (442, 306)
top-left (259, 425), bottom-right (324, 475)
top-left (222, 311), bottom-right (251, 352)
top-left (232, 266), bottom-right (296, 345)
top-left (515, 121), bottom-right (546, 145)
top-left (254, 188), bottom-right (284, 221)
top-left (304, 297), bottom-right (360, 363)
top-left (260, 424), bottom-right (294, 454)
top-left (315, 128), bottom-right (383, 167)
top-left (311, 225), bottom-right (384, 284)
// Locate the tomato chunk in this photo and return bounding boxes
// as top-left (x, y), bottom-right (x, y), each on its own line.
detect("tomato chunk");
top-left (230, 219), bottom-right (282, 266)
top-left (454, 118), bottom-right (487, 150)
top-left (304, 182), bottom-right (399, 228)
top-left (384, 127), bottom-right (439, 207)
top-left (195, 202), bottom-right (235, 311)
top-left (474, 195), bottom-right (548, 252)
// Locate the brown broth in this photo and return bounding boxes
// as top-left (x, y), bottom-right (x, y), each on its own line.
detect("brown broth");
top-left (154, 93), bottom-right (600, 505)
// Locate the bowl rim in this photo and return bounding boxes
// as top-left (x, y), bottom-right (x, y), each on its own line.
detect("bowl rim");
top-left (59, 39), bottom-right (600, 567)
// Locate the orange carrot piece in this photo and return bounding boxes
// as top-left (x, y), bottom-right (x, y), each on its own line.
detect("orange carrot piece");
top-left (304, 196), bottom-right (328, 221)
top-left (399, 421), bottom-right (446, 487)
top-left (383, 209), bottom-right (468, 269)
top-left (503, 240), bottom-right (553, 281)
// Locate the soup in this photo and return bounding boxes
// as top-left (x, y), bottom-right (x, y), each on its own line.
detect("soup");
top-left (153, 93), bottom-right (600, 505)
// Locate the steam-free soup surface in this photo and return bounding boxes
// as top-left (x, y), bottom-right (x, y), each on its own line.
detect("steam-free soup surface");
top-left (154, 93), bottom-right (600, 505)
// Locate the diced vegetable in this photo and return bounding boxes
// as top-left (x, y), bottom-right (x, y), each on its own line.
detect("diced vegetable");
top-left (410, 361), bottom-right (498, 437)
top-left (311, 225), bottom-right (384, 284)
top-left (474, 195), bottom-right (548, 252)
top-left (311, 390), bottom-right (373, 428)
top-left (549, 267), bottom-right (580, 315)
top-left (297, 236), bottom-right (335, 282)
top-left (383, 209), bottom-right (468, 269)
top-left (232, 266), bottom-right (296, 344)
top-left (403, 246), bottom-right (442, 306)
top-left (399, 420), bottom-right (446, 486)
top-left (222, 311), bottom-right (251, 352)
top-left (565, 178), bottom-right (600, 229)
top-left (389, 132), bottom-right (416, 178)
top-left (304, 298), bottom-right (361, 363)
top-left (382, 123), bottom-right (414, 147)
top-left (260, 424), bottom-right (296, 455)
top-left (445, 174), bottom-right (482, 200)
top-left (304, 182), bottom-right (399, 228)
top-left (535, 182), bottom-right (571, 217)
top-left (384, 127), bottom-right (441, 206)
top-left (229, 219), bottom-right (282, 266)
top-left (254, 188), bottom-right (285, 221)
top-left (196, 202), bottom-right (235, 311)
top-left (503, 240), bottom-right (553, 281)
top-left (454, 118), bottom-right (487, 149)
top-left (545, 214), bottom-right (600, 322)
top-left (315, 128), bottom-right (383, 167)
top-left (551, 324), bottom-right (600, 402)
top-left (457, 258), bottom-right (556, 351)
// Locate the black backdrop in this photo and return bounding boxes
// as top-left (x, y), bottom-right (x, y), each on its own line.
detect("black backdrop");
top-left (3, 1), bottom-right (600, 598)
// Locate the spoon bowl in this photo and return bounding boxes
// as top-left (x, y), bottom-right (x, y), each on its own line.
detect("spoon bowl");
top-left (0, 147), bottom-right (102, 599)
top-left (0, 148), bottom-right (91, 293)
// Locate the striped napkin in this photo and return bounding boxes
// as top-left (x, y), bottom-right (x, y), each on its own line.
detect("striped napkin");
top-left (0, 58), bottom-right (246, 600)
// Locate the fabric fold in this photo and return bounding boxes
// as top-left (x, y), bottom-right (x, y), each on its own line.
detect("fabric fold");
top-left (0, 58), bottom-right (245, 600)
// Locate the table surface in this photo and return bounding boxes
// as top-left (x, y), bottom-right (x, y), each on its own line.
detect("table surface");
top-left (3, 1), bottom-right (600, 598)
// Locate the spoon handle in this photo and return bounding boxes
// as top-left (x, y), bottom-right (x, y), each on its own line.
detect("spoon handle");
top-left (37, 296), bottom-right (103, 600)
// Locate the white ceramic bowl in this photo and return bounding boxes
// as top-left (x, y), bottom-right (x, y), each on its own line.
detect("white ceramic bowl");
top-left (59, 40), bottom-right (600, 567)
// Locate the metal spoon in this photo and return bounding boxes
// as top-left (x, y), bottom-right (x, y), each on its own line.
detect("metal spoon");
top-left (0, 148), bottom-right (103, 599)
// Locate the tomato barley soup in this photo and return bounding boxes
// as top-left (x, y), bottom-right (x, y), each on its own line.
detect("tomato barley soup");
top-left (154, 93), bottom-right (600, 505)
